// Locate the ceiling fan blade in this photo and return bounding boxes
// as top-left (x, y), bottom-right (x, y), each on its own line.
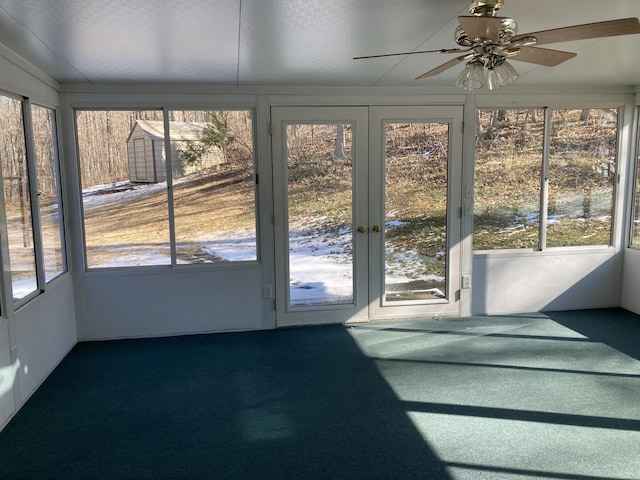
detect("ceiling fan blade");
top-left (458, 16), bottom-right (502, 42)
top-left (353, 48), bottom-right (465, 60)
top-left (510, 46), bottom-right (577, 67)
top-left (512, 17), bottom-right (640, 46)
top-left (416, 55), bottom-right (469, 80)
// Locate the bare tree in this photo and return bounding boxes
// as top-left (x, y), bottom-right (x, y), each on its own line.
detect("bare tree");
top-left (334, 124), bottom-right (346, 161)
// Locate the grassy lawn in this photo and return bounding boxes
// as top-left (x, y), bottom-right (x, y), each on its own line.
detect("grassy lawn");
top-left (82, 164), bottom-right (256, 266)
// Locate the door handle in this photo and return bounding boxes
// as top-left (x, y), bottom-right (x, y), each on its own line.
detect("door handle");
top-left (372, 225), bottom-right (381, 233)
top-left (357, 226), bottom-right (366, 233)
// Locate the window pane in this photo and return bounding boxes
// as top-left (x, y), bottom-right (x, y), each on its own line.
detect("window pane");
top-left (547, 109), bottom-right (617, 247)
top-left (32, 105), bottom-right (65, 281)
top-left (474, 109), bottom-right (544, 250)
top-left (76, 110), bottom-right (170, 268)
top-left (170, 110), bottom-right (256, 263)
top-left (0, 95), bottom-right (37, 300)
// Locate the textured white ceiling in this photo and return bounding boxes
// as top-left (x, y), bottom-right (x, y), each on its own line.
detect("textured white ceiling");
top-left (0, 0), bottom-right (639, 87)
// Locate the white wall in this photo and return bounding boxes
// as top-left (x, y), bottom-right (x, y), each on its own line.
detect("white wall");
top-left (621, 249), bottom-right (640, 314)
top-left (472, 250), bottom-right (618, 315)
top-left (12, 279), bottom-right (77, 404)
top-left (0, 44), bottom-right (59, 104)
top-left (77, 267), bottom-right (266, 340)
top-left (0, 320), bottom-right (16, 427)
top-left (0, 277), bottom-right (77, 430)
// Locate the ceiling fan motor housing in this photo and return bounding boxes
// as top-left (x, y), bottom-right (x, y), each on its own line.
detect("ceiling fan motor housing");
top-left (455, 17), bottom-right (518, 47)
top-left (454, 25), bottom-right (474, 46)
top-left (469, 0), bottom-right (504, 16)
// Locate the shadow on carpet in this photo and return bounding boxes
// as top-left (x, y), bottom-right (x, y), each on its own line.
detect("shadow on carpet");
top-left (0, 325), bottom-right (451, 479)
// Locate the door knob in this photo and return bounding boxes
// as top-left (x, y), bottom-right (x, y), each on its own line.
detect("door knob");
top-left (372, 225), bottom-right (381, 232)
top-left (357, 226), bottom-right (366, 233)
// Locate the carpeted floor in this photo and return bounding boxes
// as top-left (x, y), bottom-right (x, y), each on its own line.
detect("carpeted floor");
top-left (0, 308), bottom-right (639, 479)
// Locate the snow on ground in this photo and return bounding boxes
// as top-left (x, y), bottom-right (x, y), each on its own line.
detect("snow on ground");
top-left (288, 217), bottom-right (353, 305)
top-left (82, 180), bottom-right (169, 210)
top-left (287, 216), bottom-right (445, 305)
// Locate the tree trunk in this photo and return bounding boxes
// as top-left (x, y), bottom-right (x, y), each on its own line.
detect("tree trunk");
top-left (580, 109), bottom-right (590, 122)
top-left (334, 123), bottom-right (346, 161)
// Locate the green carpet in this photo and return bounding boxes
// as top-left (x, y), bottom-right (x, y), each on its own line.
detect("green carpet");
top-left (1, 308), bottom-right (639, 479)
top-left (0, 324), bottom-right (449, 479)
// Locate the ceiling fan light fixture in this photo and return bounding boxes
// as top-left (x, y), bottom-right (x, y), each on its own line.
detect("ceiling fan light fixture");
top-left (487, 59), bottom-right (519, 90)
top-left (455, 60), bottom-right (485, 90)
top-left (355, 3), bottom-right (640, 91)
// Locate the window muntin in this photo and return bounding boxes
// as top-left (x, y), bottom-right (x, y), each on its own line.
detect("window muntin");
top-left (32, 104), bottom-right (66, 281)
top-left (0, 94), bottom-right (38, 301)
top-left (75, 108), bottom-right (257, 269)
top-left (474, 107), bottom-right (617, 251)
top-left (474, 109), bottom-right (544, 250)
top-left (547, 109), bottom-right (617, 247)
top-left (170, 110), bottom-right (256, 264)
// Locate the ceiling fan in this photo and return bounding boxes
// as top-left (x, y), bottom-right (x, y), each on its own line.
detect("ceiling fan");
top-left (354, 0), bottom-right (640, 90)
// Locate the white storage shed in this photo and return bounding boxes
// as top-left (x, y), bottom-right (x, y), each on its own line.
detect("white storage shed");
top-left (126, 120), bottom-right (224, 183)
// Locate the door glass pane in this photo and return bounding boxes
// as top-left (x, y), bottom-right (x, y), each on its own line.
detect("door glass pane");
top-left (384, 122), bottom-right (448, 302)
top-left (0, 95), bottom-right (37, 301)
top-left (286, 123), bottom-right (353, 306)
top-left (547, 108), bottom-right (617, 247)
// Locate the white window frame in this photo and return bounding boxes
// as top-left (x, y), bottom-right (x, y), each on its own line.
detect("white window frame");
top-left (473, 103), bottom-right (623, 253)
top-left (0, 91), bottom-right (68, 310)
top-left (73, 104), bottom-right (260, 272)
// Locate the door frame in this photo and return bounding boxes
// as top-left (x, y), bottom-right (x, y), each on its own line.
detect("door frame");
top-left (368, 106), bottom-right (464, 320)
top-left (271, 106), bottom-right (370, 326)
top-left (271, 105), bottom-right (464, 327)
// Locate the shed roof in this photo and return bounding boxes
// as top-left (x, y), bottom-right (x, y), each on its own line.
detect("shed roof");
top-left (131, 120), bottom-right (208, 142)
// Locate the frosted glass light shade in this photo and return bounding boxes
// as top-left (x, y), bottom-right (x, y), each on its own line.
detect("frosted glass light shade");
top-left (455, 61), bottom-right (484, 90)
top-left (487, 60), bottom-right (519, 90)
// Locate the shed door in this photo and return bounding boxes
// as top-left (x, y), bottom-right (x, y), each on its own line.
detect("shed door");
top-left (133, 138), bottom-right (148, 182)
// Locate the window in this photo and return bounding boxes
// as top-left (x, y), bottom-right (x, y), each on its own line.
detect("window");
top-left (0, 94), bottom-right (37, 300)
top-left (474, 109), bottom-right (544, 250)
top-left (547, 109), bottom-right (617, 247)
top-left (474, 107), bottom-right (618, 250)
top-left (0, 94), bottom-right (66, 306)
top-left (32, 104), bottom-right (66, 282)
top-left (75, 109), bottom-right (256, 269)
top-left (76, 110), bottom-right (171, 268)
top-left (170, 110), bottom-right (256, 263)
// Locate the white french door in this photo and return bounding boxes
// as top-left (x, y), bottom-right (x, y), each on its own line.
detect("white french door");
top-left (271, 106), bottom-right (463, 326)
